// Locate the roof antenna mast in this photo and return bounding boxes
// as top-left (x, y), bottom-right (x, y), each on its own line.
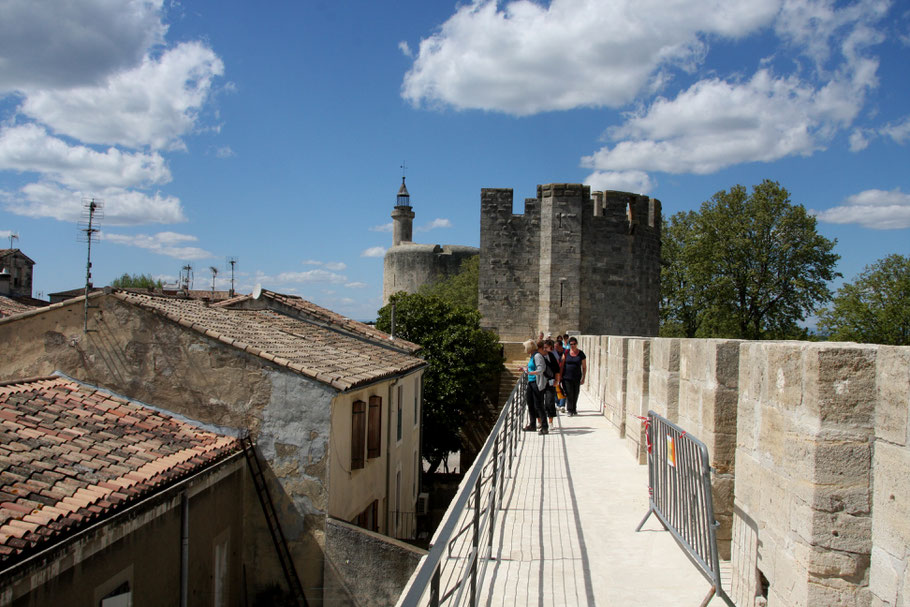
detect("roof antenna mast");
top-left (7, 232), bottom-right (18, 249)
top-left (227, 256), bottom-right (238, 297)
top-left (78, 198), bottom-right (103, 333)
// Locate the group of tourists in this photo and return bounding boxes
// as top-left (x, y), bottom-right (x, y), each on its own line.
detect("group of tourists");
top-left (523, 332), bottom-right (586, 435)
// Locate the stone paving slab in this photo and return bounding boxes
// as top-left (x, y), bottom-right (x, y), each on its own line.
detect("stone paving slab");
top-left (476, 390), bottom-right (733, 606)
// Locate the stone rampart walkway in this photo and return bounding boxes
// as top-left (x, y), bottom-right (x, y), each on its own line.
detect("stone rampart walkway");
top-left (476, 390), bottom-right (732, 606)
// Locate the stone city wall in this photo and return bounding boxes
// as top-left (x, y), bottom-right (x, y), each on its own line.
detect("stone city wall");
top-left (578, 335), bottom-right (910, 607)
top-left (625, 338), bottom-right (651, 465)
top-left (871, 346), bottom-right (910, 607)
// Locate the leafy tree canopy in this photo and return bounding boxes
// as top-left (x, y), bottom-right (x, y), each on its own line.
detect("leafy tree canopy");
top-left (377, 291), bottom-right (502, 473)
top-left (418, 255), bottom-right (479, 311)
top-left (660, 180), bottom-right (840, 340)
top-left (110, 273), bottom-right (163, 289)
top-left (817, 254), bottom-right (910, 345)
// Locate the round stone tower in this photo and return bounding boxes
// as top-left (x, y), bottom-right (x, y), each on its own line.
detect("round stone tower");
top-left (382, 178), bottom-right (479, 304)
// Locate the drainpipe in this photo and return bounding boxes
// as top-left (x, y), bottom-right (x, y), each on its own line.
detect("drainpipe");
top-left (180, 492), bottom-right (189, 607)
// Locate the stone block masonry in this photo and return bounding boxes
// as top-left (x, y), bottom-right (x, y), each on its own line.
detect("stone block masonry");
top-left (576, 334), bottom-right (910, 607)
top-left (479, 184), bottom-right (660, 342)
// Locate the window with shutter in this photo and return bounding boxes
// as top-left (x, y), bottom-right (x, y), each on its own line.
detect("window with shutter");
top-left (351, 400), bottom-right (366, 470)
top-left (367, 395), bottom-right (381, 458)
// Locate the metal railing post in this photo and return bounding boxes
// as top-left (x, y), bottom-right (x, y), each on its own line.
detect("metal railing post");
top-left (471, 478), bottom-right (480, 605)
top-left (491, 435), bottom-right (499, 551)
top-left (430, 566), bottom-right (440, 607)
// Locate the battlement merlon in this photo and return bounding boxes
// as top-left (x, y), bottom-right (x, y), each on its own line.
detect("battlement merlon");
top-left (595, 190), bottom-right (662, 231)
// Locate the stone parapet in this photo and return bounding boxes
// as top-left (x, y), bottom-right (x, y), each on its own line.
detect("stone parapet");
top-left (578, 334), bottom-right (910, 606)
top-left (604, 336), bottom-right (631, 437)
top-left (678, 339), bottom-right (740, 559)
top-left (732, 341), bottom-right (877, 607)
top-left (649, 337), bottom-right (680, 422)
top-left (870, 345), bottom-right (910, 607)
top-left (625, 338), bottom-right (651, 464)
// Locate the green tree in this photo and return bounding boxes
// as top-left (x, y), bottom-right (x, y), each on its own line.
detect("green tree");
top-left (377, 292), bottom-right (502, 473)
top-left (418, 255), bottom-right (479, 311)
top-left (110, 273), bottom-right (163, 289)
top-left (660, 180), bottom-right (840, 339)
top-left (817, 254), bottom-right (910, 345)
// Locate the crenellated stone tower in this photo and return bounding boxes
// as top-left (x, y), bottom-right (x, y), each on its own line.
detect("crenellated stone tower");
top-left (478, 183), bottom-right (661, 341)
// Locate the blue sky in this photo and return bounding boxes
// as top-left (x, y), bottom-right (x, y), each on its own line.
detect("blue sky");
top-left (1, 0), bottom-right (908, 321)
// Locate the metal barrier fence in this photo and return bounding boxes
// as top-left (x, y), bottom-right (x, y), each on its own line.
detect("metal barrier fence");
top-left (395, 376), bottom-right (527, 607)
top-left (635, 411), bottom-right (734, 607)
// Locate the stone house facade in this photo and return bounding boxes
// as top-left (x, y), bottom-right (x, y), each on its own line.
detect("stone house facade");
top-left (0, 375), bottom-right (244, 607)
top-left (0, 288), bottom-right (427, 605)
top-left (0, 250), bottom-right (34, 300)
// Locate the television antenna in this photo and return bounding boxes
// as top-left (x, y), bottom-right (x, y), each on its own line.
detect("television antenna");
top-left (78, 198), bottom-right (103, 333)
top-left (226, 256), bottom-right (238, 297)
top-left (7, 232), bottom-right (18, 249)
top-left (179, 264), bottom-right (193, 291)
top-left (209, 266), bottom-right (218, 295)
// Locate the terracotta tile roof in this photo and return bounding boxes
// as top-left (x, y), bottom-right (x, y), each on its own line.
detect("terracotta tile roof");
top-left (250, 289), bottom-right (422, 354)
top-left (112, 291), bottom-right (426, 391)
top-left (0, 297), bottom-right (34, 319)
top-left (0, 376), bottom-right (240, 567)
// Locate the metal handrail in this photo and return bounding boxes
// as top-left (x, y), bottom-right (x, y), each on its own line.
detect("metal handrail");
top-left (396, 375), bottom-right (527, 607)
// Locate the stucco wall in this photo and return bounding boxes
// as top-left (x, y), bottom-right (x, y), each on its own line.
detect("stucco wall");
top-left (323, 518), bottom-right (426, 607)
top-left (329, 371), bottom-right (422, 541)
top-left (0, 296), bottom-right (333, 601)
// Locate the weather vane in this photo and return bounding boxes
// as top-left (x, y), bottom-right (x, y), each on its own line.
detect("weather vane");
top-left (401, 161), bottom-right (407, 179)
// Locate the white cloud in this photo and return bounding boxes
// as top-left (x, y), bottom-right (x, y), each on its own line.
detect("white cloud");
top-left (0, 124), bottom-right (171, 190)
top-left (402, 0), bottom-right (780, 115)
top-left (581, 65), bottom-right (872, 175)
top-left (370, 222), bottom-right (393, 232)
top-left (215, 146), bottom-right (235, 158)
top-left (813, 188), bottom-right (910, 229)
top-left (881, 116), bottom-right (910, 144)
top-left (849, 128), bottom-right (871, 152)
top-left (416, 218), bottom-right (452, 231)
top-left (398, 41), bottom-right (413, 58)
top-left (345, 282), bottom-right (368, 289)
top-left (20, 42), bottom-right (224, 151)
top-left (104, 231), bottom-right (212, 259)
top-left (0, 0), bottom-right (167, 94)
top-left (584, 171), bottom-right (655, 194)
top-left (254, 269), bottom-right (348, 285)
top-left (361, 246), bottom-right (386, 258)
top-left (3, 182), bottom-right (185, 225)
top-left (0, 230), bottom-right (16, 239)
top-left (301, 259), bottom-right (346, 271)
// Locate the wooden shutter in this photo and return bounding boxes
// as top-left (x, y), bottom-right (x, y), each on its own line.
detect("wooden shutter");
top-left (368, 396), bottom-right (382, 458)
top-left (351, 400), bottom-right (365, 470)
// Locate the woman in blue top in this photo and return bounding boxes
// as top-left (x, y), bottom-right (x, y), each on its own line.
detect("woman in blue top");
top-left (559, 337), bottom-right (586, 416)
top-left (523, 339), bottom-right (550, 434)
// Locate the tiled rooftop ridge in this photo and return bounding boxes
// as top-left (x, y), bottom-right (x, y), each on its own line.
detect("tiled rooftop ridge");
top-left (112, 290), bottom-right (425, 391)
top-left (250, 289), bottom-right (421, 354)
top-left (0, 376), bottom-right (240, 567)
